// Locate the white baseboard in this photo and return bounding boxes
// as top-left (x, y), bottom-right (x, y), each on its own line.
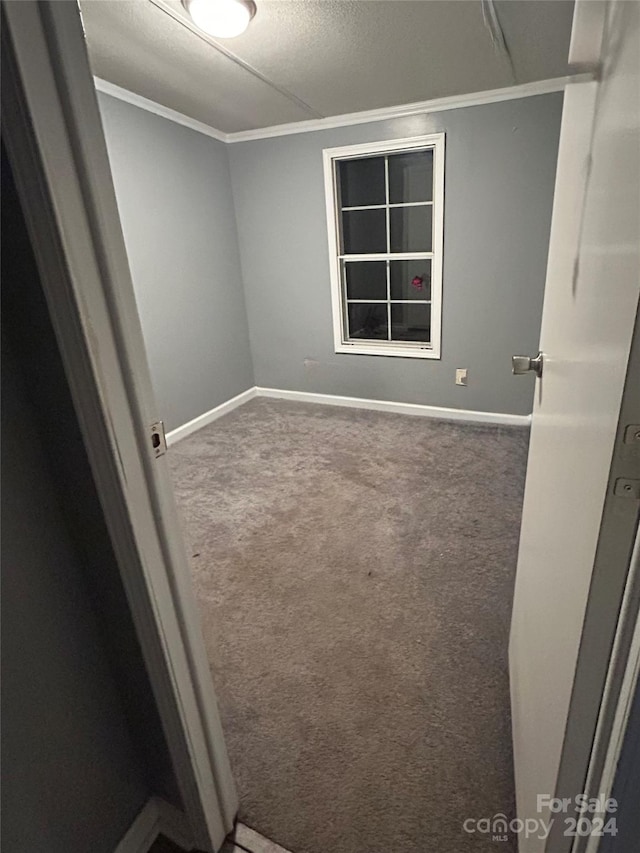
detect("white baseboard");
top-left (114, 796), bottom-right (194, 853)
top-left (166, 386), bottom-right (530, 442)
top-left (166, 387), bottom-right (257, 445)
top-left (256, 387), bottom-right (532, 427)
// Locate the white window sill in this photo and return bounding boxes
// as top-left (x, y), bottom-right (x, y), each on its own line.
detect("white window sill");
top-left (335, 342), bottom-right (441, 359)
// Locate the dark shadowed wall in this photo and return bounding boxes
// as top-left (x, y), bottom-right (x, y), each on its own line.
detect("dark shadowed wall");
top-left (1, 145), bottom-right (181, 852)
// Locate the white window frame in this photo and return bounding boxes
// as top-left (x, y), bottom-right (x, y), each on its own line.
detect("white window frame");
top-left (323, 134), bottom-right (445, 359)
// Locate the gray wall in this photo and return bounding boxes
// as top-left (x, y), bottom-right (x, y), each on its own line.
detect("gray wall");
top-left (229, 93), bottom-right (563, 415)
top-left (98, 92), bottom-right (561, 421)
top-left (98, 93), bottom-right (254, 432)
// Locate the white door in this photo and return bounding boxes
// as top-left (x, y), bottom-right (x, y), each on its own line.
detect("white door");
top-left (509, 2), bottom-right (640, 851)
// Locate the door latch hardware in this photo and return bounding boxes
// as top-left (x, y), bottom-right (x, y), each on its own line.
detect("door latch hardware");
top-left (623, 424), bottom-right (640, 445)
top-left (613, 478), bottom-right (640, 499)
top-left (150, 421), bottom-right (167, 458)
top-left (512, 352), bottom-right (544, 378)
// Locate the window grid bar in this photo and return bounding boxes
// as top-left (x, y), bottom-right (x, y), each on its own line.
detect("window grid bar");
top-left (346, 299), bottom-right (432, 304)
top-left (341, 260), bottom-right (349, 339)
top-left (384, 156), bottom-right (391, 341)
top-left (344, 340), bottom-right (433, 350)
top-left (347, 336), bottom-right (431, 346)
top-left (336, 144), bottom-right (435, 163)
top-left (339, 253), bottom-right (434, 261)
top-left (341, 201), bottom-right (433, 212)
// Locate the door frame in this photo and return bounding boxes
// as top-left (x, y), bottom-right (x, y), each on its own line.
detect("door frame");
top-left (1, 3), bottom-right (238, 851)
top-left (563, 308), bottom-right (640, 853)
top-left (583, 530), bottom-right (640, 853)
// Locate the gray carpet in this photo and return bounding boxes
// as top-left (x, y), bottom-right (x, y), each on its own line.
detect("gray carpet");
top-left (169, 398), bottom-right (529, 853)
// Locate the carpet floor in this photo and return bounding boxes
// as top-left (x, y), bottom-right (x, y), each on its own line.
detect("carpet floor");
top-left (169, 399), bottom-right (529, 853)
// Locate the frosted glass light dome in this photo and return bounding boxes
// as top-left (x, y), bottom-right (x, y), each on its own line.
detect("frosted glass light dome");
top-left (183, 0), bottom-right (256, 39)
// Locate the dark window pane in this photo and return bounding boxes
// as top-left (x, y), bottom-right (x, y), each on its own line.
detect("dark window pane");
top-left (345, 261), bottom-right (387, 300)
top-left (389, 206), bottom-right (432, 253)
top-left (347, 304), bottom-right (388, 340)
top-left (391, 304), bottom-right (431, 342)
top-left (339, 157), bottom-right (386, 207)
top-left (388, 150), bottom-right (433, 203)
top-left (390, 260), bottom-right (431, 300)
top-left (342, 209), bottom-right (386, 254)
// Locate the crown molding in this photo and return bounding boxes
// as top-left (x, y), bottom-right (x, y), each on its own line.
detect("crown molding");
top-left (93, 77), bottom-right (228, 142)
top-left (226, 74), bottom-right (593, 142)
top-left (94, 73), bottom-right (594, 147)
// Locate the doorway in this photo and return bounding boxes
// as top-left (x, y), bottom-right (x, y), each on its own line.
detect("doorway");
top-left (5, 5), bottom-right (640, 849)
top-left (87, 8), bottom-right (569, 849)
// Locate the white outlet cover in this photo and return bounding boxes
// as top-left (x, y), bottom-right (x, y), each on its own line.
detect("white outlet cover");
top-left (456, 368), bottom-right (468, 386)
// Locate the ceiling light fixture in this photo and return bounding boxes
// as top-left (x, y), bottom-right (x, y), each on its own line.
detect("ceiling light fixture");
top-left (182, 0), bottom-right (256, 39)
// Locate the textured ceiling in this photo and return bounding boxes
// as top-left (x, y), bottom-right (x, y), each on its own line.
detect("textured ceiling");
top-left (80, 0), bottom-right (575, 134)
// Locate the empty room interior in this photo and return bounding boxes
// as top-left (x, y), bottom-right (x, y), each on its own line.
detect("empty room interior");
top-left (76, 1), bottom-right (584, 851)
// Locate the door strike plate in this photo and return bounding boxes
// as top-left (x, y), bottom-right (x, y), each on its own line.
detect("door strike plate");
top-left (150, 421), bottom-right (167, 458)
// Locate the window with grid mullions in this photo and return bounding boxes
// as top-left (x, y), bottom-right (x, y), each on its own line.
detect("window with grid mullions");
top-left (324, 135), bottom-right (444, 359)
